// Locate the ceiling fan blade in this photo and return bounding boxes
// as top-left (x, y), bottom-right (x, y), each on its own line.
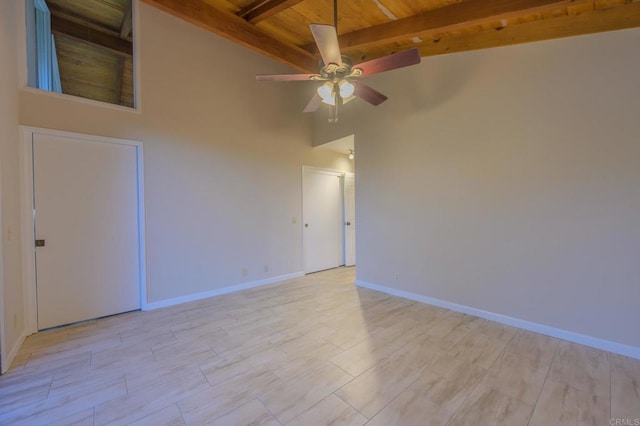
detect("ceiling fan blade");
top-left (256, 73), bottom-right (320, 81)
top-left (354, 82), bottom-right (387, 106)
top-left (310, 24), bottom-right (342, 67)
top-left (303, 94), bottom-right (323, 113)
top-left (355, 48), bottom-right (421, 77)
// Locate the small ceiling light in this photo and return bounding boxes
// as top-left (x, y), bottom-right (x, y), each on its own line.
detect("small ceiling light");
top-left (317, 82), bottom-right (336, 105)
top-left (339, 79), bottom-right (355, 98)
top-left (348, 149), bottom-right (354, 160)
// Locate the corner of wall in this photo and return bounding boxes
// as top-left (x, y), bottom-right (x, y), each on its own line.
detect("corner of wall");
top-left (0, 0), bottom-right (28, 375)
top-left (1, 329), bottom-right (28, 374)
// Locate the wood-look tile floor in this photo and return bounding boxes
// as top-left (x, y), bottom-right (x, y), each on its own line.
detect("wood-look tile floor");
top-left (1, 267), bottom-right (639, 425)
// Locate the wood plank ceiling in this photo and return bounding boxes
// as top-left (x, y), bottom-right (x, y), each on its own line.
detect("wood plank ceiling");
top-left (140, 0), bottom-right (640, 73)
top-left (47, 0), bottom-right (639, 106)
top-left (48, 0), bottom-right (134, 107)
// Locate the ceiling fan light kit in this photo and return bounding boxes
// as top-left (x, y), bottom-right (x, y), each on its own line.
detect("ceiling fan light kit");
top-left (256, 0), bottom-right (421, 122)
top-left (317, 80), bottom-right (355, 106)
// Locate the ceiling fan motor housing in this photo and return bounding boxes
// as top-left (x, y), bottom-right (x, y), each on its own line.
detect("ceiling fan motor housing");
top-left (319, 56), bottom-right (359, 81)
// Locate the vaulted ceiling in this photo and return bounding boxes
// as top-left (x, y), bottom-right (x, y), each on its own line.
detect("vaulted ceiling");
top-left (141, 0), bottom-right (640, 73)
top-left (45, 0), bottom-right (639, 107)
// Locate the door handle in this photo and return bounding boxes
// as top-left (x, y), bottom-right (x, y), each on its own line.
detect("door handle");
top-left (345, 222), bottom-right (351, 226)
top-left (305, 224), bottom-right (309, 228)
top-left (35, 239), bottom-right (46, 247)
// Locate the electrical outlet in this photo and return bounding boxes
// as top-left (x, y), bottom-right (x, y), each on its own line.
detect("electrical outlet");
top-left (242, 267), bottom-right (248, 277)
top-left (263, 265), bottom-right (269, 273)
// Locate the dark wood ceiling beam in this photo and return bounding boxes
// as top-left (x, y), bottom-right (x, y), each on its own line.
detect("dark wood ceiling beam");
top-left (141, 0), bottom-right (318, 72)
top-left (237, 0), bottom-right (271, 18)
top-left (48, 2), bottom-right (120, 38)
top-left (51, 14), bottom-right (133, 56)
top-left (304, 0), bottom-right (578, 54)
top-left (415, 1), bottom-right (640, 57)
top-left (120, 0), bottom-right (133, 40)
top-left (239, 0), bottom-right (305, 24)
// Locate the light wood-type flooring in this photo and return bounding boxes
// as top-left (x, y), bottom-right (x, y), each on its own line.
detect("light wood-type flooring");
top-left (1, 267), bottom-right (639, 425)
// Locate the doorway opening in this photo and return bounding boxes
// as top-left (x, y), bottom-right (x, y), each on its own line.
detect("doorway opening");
top-left (303, 134), bottom-right (356, 274)
top-left (20, 127), bottom-right (147, 333)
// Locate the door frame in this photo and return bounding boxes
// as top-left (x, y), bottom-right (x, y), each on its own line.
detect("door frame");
top-left (343, 171), bottom-right (355, 267)
top-left (20, 126), bottom-right (147, 334)
top-left (302, 166), bottom-right (354, 273)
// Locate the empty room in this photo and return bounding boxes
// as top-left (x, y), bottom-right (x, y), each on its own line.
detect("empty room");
top-left (1, 0), bottom-right (639, 424)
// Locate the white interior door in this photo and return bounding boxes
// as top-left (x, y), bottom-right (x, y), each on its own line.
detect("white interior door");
top-left (33, 133), bottom-right (141, 329)
top-left (303, 168), bottom-right (343, 273)
top-left (344, 172), bottom-right (356, 267)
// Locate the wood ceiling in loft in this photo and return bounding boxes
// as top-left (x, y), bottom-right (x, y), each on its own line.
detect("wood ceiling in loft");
top-left (141, 0), bottom-right (640, 73)
top-left (48, 0), bottom-right (134, 107)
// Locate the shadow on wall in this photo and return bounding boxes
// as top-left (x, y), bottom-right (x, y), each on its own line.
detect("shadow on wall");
top-left (250, 69), bottom-right (321, 131)
top-left (311, 53), bottom-right (484, 145)
top-left (376, 53), bottom-right (484, 116)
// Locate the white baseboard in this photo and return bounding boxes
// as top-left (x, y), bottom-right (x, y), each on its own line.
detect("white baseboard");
top-left (143, 272), bottom-right (305, 311)
top-left (356, 280), bottom-right (640, 360)
top-left (1, 328), bottom-right (29, 374)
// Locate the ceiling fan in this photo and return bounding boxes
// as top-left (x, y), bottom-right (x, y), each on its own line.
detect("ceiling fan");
top-left (256, 0), bottom-right (421, 122)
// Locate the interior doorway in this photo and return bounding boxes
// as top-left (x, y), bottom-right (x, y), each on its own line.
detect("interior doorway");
top-left (21, 127), bottom-right (147, 331)
top-left (302, 166), bottom-right (355, 273)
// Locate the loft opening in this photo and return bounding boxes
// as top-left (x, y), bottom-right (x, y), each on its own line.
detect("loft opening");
top-left (25, 0), bottom-right (135, 108)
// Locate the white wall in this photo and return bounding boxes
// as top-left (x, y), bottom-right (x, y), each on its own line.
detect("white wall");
top-left (1, 0), bottom-right (26, 371)
top-left (17, 2), bottom-right (351, 305)
top-left (315, 28), bottom-right (640, 350)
